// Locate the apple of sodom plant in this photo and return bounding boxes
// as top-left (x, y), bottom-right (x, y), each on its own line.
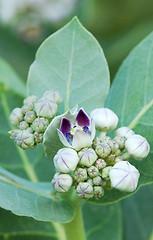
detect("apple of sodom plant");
top-left (1, 17), bottom-right (152, 240)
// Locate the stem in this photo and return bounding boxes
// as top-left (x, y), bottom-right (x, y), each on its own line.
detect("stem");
top-left (63, 201), bottom-right (86, 240)
top-left (99, 131), bottom-right (106, 138)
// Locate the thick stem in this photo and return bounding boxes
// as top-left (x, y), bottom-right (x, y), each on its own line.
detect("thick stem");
top-left (63, 201), bottom-right (86, 240)
top-left (99, 131), bottom-right (106, 138)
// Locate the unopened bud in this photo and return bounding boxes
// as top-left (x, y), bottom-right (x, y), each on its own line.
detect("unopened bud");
top-left (87, 166), bottom-right (99, 178)
top-left (90, 108), bottom-right (118, 131)
top-left (95, 159), bottom-right (107, 169)
top-left (108, 141), bottom-right (119, 154)
top-left (115, 127), bottom-right (135, 139)
top-left (114, 136), bottom-right (126, 150)
top-left (73, 168), bottom-right (87, 183)
top-left (78, 148), bottom-right (97, 167)
top-left (101, 166), bottom-right (112, 180)
top-left (93, 176), bottom-right (102, 185)
top-left (16, 130), bottom-right (35, 149)
top-left (109, 161), bottom-right (140, 192)
top-left (9, 108), bottom-right (24, 126)
top-left (34, 98), bottom-right (58, 118)
top-left (24, 111), bottom-right (36, 123)
top-left (94, 186), bottom-right (104, 200)
top-left (52, 173), bottom-right (73, 193)
top-left (9, 129), bottom-right (21, 143)
top-left (22, 103), bottom-right (33, 114)
top-left (95, 143), bottom-right (111, 158)
top-left (19, 121), bottom-right (29, 130)
top-left (24, 95), bottom-right (38, 105)
top-left (34, 132), bottom-right (43, 144)
top-left (32, 117), bottom-right (49, 133)
top-left (76, 182), bottom-right (94, 199)
top-left (114, 156), bottom-right (123, 163)
top-left (53, 148), bottom-right (79, 173)
top-left (125, 134), bottom-right (150, 160)
top-left (43, 90), bottom-right (62, 105)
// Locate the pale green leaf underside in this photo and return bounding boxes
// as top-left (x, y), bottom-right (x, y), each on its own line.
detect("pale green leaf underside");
top-left (27, 17), bottom-right (110, 113)
top-left (0, 167), bottom-right (74, 223)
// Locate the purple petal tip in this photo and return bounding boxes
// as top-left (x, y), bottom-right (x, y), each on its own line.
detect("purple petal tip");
top-left (60, 118), bottom-right (71, 135)
top-left (76, 108), bottom-right (90, 127)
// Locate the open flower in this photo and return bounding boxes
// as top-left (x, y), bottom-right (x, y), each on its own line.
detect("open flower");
top-left (57, 108), bottom-right (95, 151)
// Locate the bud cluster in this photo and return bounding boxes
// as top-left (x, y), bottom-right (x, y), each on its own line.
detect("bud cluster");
top-left (9, 91), bottom-right (62, 150)
top-left (51, 108), bottom-right (150, 200)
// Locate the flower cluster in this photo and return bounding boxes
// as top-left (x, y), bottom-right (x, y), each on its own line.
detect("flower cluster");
top-left (9, 90), bottom-right (62, 150)
top-left (51, 107), bottom-right (150, 200)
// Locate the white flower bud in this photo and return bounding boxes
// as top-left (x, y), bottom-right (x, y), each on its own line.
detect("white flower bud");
top-left (87, 166), bottom-right (99, 178)
top-left (53, 148), bottom-right (79, 173)
top-left (109, 161), bottom-right (140, 192)
top-left (16, 130), bottom-right (35, 149)
top-left (19, 121), bottom-right (29, 130)
top-left (24, 111), bottom-right (36, 123)
top-left (95, 159), bottom-right (106, 169)
top-left (115, 127), bottom-right (135, 139)
top-left (93, 176), bottom-right (102, 185)
top-left (90, 108), bottom-right (118, 131)
top-left (34, 98), bottom-right (58, 118)
top-left (9, 108), bottom-right (24, 126)
top-left (32, 117), bottom-right (49, 133)
top-left (76, 182), bottom-right (94, 199)
top-left (95, 143), bottom-right (111, 158)
top-left (78, 148), bottom-right (97, 167)
top-left (43, 90), bottom-right (62, 105)
top-left (24, 95), bottom-right (38, 105)
top-left (94, 186), bottom-right (104, 200)
top-left (51, 173), bottom-right (73, 193)
top-left (101, 166), bottom-right (112, 180)
top-left (22, 103), bottom-right (33, 114)
top-left (125, 134), bottom-right (150, 160)
top-left (73, 168), bottom-right (87, 183)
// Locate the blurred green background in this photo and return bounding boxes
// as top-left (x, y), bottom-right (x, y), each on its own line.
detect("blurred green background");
top-left (0, 0), bottom-right (153, 81)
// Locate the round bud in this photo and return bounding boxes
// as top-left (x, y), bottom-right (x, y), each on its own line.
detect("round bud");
top-left (93, 176), bottom-right (102, 186)
top-left (87, 179), bottom-right (93, 186)
top-left (26, 127), bottom-right (33, 133)
top-left (125, 134), bottom-right (150, 160)
top-left (43, 90), bottom-right (62, 105)
top-left (108, 141), bottom-right (119, 154)
top-left (114, 156), bottom-right (123, 164)
top-left (53, 148), bottom-right (79, 173)
top-left (19, 121), bottom-right (29, 130)
top-left (95, 159), bottom-right (106, 169)
top-left (24, 95), bottom-right (38, 105)
top-left (9, 129), bottom-right (22, 143)
top-left (109, 161), bottom-right (140, 192)
top-left (94, 186), bottom-right (104, 200)
top-left (114, 136), bottom-right (126, 150)
top-left (87, 166), bottom-right (99, 178)
top-left (22, 103), bottom-right (33, 114)
top-left (78, 148), bottom-right (97, 167)
top-left (24, 111), bottom-right (36, 123)
top-left (115, 127), bottom-right (135, 139)
top-left (34, 98), bottom-right (58, 118)
top-left (73, 168), bottom-right (87, 183)
top-left (16, 130), bottom-right (35, 149)
top-left (34, 132), bottom-right (43, 144)
top-left (9, 108), bottom-right (24, 126)
top-left (51, 173), bottom-right (73, 193)
top-left (32, 117), bottom-right (49, 133)
top-left (95, 143), bottom-right (111, 158)
top-left (76, 182), bottom-right (94, 200)
top-left (101, 166), bottom-right (112, 180)
top-left (90, 108), bottom-right (118, 131)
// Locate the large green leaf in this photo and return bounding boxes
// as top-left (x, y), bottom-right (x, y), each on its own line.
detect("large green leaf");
top-left (27, 16), bottom-right (110, 113)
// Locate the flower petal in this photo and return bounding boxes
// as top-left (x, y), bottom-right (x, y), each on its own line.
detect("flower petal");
top-left (60, 118), bottom-right (71, 135)
top-left (72, 130), bottom-right (92, 150)
top-left (57, 129), bottom-right (72, 148)
top-left (76, 108), bottom-right (90, 127)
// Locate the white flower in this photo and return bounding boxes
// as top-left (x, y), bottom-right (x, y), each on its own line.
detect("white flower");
top-left (78, 148), bottom-right (97, 167)
top-left (125, 134), bottom-right (150, 160)
top-left (51, 173), bottom-right (73, 193)
top-left (115, 127), bottom-right (135, 138)
top-left (90, 108), bottom-right (118, 132)
top-left (53, 148), bottom-right (79, 173)
top-left (109, 161), bottom-right (140, 192)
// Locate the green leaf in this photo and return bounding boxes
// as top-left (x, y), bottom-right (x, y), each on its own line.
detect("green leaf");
top-left (27, 16), bottom-right (110, 113)
top-left (0, 167), bottom-right (74, 223)
top-left (0, 58), bottom-right (26, 98)
top-left (83, 202), bottom-right (122, 240)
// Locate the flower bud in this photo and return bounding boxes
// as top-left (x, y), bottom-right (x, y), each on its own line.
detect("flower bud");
top-left (73, 168), bottom-right (87, 183)
top-left (78, 148), bottom-right (97, 167)
top-left (22, 103), bottom-right (33, 114)
top-left (51, 173), bottom-right (73, 193)
top-left (93, 176), bottom-right (102, 185)
top-left (34, 98), bottom-right (58, 118)
top-left (95, 143), bottom-right (111, 158)
top-left (114, 156), bottom-right (123, 164)
top-left (9, 108), bottom-right (24, 126)
top-left (87, 166), bottom-right (99, 178)
top-left (76, 182), bottom-right (94, 199)
top-left (87, 179), bottom-right (93, 186)
top-left (32, 117), bottom-right (49, 133)
top-left (125, 134), bottom-right (150, 160)
top-left (101, 166), bottom-right (112, 180)
top-left (108, 141), bottom-right (119, 154)
top-left (43, 90), bottom-right (62, 105)
top-left (34, 132), bottom-right (43, 144)
top-left (16, 130), bottom-right (35, 149)
top-left (24, 95), bottom-right (38, 105)
top-left (90, 108), bottom-right (118, 131)
top-left (95, 159), bottom-right (106, 169)
top-left (27, 127), bottom-right (33, 133)
top-left (9, 129), bottom-right (22, 143)
top-left (115, 127), bottom-right (135, 139)
top-left (109, 161), bottom-right (140, 192)
top-left (53, 148), bottom-right (79, 173)
top-left (24, 111), bottom-right (36, 123)
top-left (94, 186), bottom-right (104, 200)
top-left (19, 121), bottom-right (29, 130)
top-left (114, 136), bottom-right (126, 150)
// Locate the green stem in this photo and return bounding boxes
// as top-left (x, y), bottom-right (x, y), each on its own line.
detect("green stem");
top-left (99, 131), bottom-right (106, 138)
top-left (63, 201), bottom-right (86, 240)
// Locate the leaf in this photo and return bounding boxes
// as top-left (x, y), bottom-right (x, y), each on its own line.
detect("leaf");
top-left (83, 202), bottom-right (122, 240)
top-left (43, 107), bottom-right (77, 158)
top-left (27, 16), bottom-right (110, 113)
top-left (0, 57), bottom-right (26, 98)
top-left (0, 167), bottom-right (74, 223)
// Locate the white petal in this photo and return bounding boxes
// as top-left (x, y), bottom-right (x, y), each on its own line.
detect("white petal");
top-left (90, 119), bottom-right (96, 140)
top-left (72, 130), bottom-right (92, 151)
top-left (57, 129), bottom-right (72, 148)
